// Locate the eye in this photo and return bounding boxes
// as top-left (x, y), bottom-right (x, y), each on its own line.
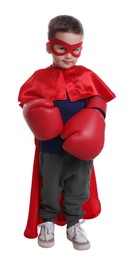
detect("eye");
top-left (54, 44), bottom-right (66, 53)
top-left (73, 47), bottom-right (81, 54)
top-left (59, 46), bottom-right (66, 51)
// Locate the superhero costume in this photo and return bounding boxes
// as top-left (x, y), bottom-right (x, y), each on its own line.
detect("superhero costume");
top-left (18, 65), bottom-right (115, 238)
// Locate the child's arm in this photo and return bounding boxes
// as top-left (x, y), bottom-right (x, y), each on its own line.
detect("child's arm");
top-left (61, 96), bottom-right (106, 160)
top-left (23, 98), bottom-right (63, 140)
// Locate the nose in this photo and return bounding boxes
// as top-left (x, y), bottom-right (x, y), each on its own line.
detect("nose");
top-left (65, 52), bottom-right (72, 58)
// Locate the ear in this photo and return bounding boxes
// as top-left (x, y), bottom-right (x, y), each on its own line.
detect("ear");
top-left (46, 42), bottom-right (52, 54)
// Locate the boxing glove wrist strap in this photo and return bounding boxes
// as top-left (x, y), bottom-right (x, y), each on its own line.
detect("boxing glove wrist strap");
top-left (86, 96), bottom-right (107, 118)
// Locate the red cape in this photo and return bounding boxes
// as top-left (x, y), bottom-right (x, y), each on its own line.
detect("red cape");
top-left (18, 65), bottom-right (115, 238)
top-left (18, 65), bottom-right (115, 105)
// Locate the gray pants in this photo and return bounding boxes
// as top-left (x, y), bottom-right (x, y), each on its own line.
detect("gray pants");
top-left (39, 152), bottom-right (93, 227)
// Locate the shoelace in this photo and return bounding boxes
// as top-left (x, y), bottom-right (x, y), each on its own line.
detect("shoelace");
top-left (38, 223), bottom-right (53, 242)
top-left (74, 220), bottom-right (87, 241)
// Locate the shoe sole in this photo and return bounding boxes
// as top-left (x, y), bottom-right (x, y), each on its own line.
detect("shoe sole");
top-left (67, 235), bottom-right (90, 250)
top-left (38, 238), bottom-right (54, 248)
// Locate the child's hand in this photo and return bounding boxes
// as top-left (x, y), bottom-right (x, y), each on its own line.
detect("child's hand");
top-left (23, 98), bottom-right (63, 140)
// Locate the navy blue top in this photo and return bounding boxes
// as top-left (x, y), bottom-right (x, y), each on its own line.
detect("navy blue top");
top-left (39, 97), bottom-right (86, 153)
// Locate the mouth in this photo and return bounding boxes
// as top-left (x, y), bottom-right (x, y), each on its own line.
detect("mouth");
top-left (63, 60), bottom-right (73, 65)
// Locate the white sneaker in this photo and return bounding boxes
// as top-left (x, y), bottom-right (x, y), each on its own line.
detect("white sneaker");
top-left (67, 221), bottom-right (90, 250)
top-left (38, 221), bottom-right (54, 248)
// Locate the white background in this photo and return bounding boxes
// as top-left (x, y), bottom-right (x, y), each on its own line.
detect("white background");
top-left (0, 0), bottom-right (134, 259)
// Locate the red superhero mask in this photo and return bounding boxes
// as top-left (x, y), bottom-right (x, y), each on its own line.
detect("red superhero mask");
top-left (49, 38), bottom-right (83, 58)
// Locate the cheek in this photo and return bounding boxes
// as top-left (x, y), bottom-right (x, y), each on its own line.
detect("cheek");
top-left (53, 55), bottom-right (63, 62)
top-left (72, 57), bottom-right (78, 64)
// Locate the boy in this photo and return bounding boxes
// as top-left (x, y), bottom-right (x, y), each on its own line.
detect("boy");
top-left (18, 15), bottom-right (115, 250)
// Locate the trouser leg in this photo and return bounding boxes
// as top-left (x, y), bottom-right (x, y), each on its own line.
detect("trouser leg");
top-left (63, 155), bottom-right (93, 228)
top-left (38, 153), bottom-right (64, 222)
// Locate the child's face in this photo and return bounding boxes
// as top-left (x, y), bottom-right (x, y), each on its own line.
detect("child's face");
top-left (46, 32), bottom-right (83, 69)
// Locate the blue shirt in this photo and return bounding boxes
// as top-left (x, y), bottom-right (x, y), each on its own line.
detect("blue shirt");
top-left (39, 97), bottom-right (86, 153)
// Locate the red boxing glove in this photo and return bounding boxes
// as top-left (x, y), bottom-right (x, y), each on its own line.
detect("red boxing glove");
top-left (23, 98), bottom-right (63, 140)
top-left (61, 96), bottom-right (106, 160)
